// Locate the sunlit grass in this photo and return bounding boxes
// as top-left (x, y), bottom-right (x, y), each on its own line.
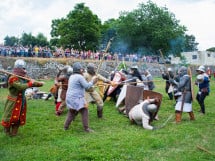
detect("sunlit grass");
top-left (0, 77), bottom-right (214, 161)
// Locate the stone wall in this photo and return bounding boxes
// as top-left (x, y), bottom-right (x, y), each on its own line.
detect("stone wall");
top-left (0, 56), bottom-right (200, 80)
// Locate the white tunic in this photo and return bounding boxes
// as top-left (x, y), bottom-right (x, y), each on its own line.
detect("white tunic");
top-left (128, 100), bottom-right (153, 130)
top-left (175, 102), bottom-right (192, 112)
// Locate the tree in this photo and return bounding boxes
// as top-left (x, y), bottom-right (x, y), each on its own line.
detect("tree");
top-left (20, 33), bottom-right (36, 47)
top-left (19, 32), bottom-right (48, 47)
top-left (116, 1), bottom-right (187, 56)
top-left (35, 33), bottom-right (49, 47)
top-left (206, 47), bottom-right (215, 52)
top-left (100, 19), bottom-right (118, 51)
top-left (50, 3), bottom-right (101, 51)
top-left (4, 36), bottom-right (19, 46)
top-left (183, 34), bottom-right (198, 52)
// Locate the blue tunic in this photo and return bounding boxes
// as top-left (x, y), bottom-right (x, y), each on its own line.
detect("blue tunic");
top-left (66, 74), bottom-right (93, 111)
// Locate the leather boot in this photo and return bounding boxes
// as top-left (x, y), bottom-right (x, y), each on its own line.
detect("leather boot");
top-left (11, 125), bottom-right (19, 136)
top-left (45, 93), bottom-right (52, 100)
top-left (97, 106), bottom-right (103, 118)
top-left (97, 109), bottom-right (103, 118)
top-left (56, 110), bottom-right (62, 116)
top-left (80, 108), bottom-right (94, 133)
top-left (64, 109), bottom-right (78, 130)
top-left (189, 111), bottom-right (195, 120)
top-left (4, 127), bottom-right (11, 136)
top-left (175, 112), bottom-right (182, 123)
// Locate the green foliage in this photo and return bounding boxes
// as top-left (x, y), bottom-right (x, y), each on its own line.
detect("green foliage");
top-left (4, 32), bottom-right (49, 47)
top-left (179, 55), bottom-right (189, 67)
top-left (0, 77), bottom-right (215, 160)
top-left (117, 61), bottom-right (128, 70)
top-left (3, 2), bottom-right (201, 54)
top-left (183, 34), bottom-right (199, 52)
top-left (21, 32), bottom-right (49, 47)
top-left (100, 19), bottom-right (118, 51)
top-left (4, 36), bottom-right (19, 46)
top-left (116, 1), bottom-right (187, 56)
top-left (206, 47), bottom-right (215, 52)
top-left (50, 3), bottom-right (102, 51)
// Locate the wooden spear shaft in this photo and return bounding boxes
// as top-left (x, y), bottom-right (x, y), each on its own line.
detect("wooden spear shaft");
top-left (197, 145), bottom-right (215, 156)
top-left (96, 37), bottom-right (114, 73)
top-left (96, 79), bottom-right (164, 86)
top-left (0, 69), bottom-right (31, 81)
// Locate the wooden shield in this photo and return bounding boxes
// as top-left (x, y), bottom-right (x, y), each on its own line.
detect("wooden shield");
top-left (124, 85), bottom-right (163, 120)
top-left (125, 85), bottom-right (144, 115)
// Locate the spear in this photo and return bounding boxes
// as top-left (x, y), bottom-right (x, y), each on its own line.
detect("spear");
top-left (0, 69), bottom-right (31, 81)
top-left (155, 114), bottom-right (173, 129)
top-left (96, 37), bottom-right (114, 73)
top-left (0, 69), bottom-right (45, 84)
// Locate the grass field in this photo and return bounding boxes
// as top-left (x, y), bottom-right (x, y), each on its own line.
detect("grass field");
top-left (0, 77), bottom-right (215, 161)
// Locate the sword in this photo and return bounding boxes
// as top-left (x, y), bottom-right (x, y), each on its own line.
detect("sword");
top-left (154, 114), bottom-right (173, 129)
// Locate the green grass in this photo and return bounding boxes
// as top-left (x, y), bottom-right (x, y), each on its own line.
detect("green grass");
top-left (0, 77), bottom-right (215, 161)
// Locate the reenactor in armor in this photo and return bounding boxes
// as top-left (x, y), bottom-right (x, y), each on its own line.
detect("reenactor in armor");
top-left (128, 98), bottom-right (160, 130)
top-left (1, 59), bottom-right (43, 136)
top-left (55, 65), bottom-right (73, 116)
top-left (195, 65), bottom-right (210, 114)
top-left (126, 65), bottom-right (143, 86)
top-left (162, 68), bottom-right (175, 100)
top-left (170, 66), bottom-right (195, 123)
top-left (64, 62), bottom-right (97, 132)
top-left (143, 70), bottom-right (155, 90)
top-left (83, 63), bottom-right (112, 118)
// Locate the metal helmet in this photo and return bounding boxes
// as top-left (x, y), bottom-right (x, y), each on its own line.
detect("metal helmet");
top-left (87, 63), bottom-right (96, 75)
top-left (62, 65), bottom-right (71, 73)
top-left (87, 63), bottom-right (95, 70)
top-left (167, 67), bottom-right (174, 77)
top-left (67, 66), bottom-right (73, 75)
top-left (196, 74), bottom-right (204, 83)
top-left (14, 59), bottom-right (26, 69)
top-left (167, 68), bottom-right (172, 72)
top-left (147, 104), bottom-right (157, 113)
top-left (72, 62), bottom-right (83, 73)
top-left (130, 65), bottom-right (138, 70)
top-left (178, 66), bottom-right (187, 76)
top-left (196, 65), bottom-right (205, 73)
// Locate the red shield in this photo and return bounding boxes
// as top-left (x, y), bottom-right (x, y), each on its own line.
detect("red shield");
top-left (107, 72), bottom-right (125, 95)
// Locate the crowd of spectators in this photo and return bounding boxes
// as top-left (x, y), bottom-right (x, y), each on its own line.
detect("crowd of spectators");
top-left (0, 45), bottom-right (160, 63)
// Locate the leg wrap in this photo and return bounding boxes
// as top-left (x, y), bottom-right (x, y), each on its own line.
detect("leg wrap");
top-left (175, 111), bottom-right (182, 123)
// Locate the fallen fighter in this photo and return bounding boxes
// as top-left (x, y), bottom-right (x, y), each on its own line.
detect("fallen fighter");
top-left (128, 98), bottom-right (160, 130)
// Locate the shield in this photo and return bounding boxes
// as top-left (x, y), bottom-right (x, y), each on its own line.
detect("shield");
top-left (116, 84), bottom-right (127, 107)
top-left (107, 71), bottom-right (123, 96)
top-left (124, 85), bottom-right (163, 120)
top-left (125, 85), bottom-right (144, 115)
top-left (97, 80), bottom-right (108, 98)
